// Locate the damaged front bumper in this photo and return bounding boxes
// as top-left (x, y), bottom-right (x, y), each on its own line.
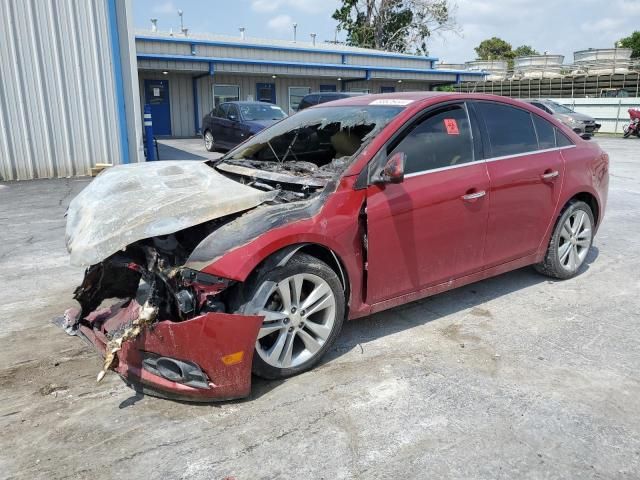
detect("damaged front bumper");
top-left (54, 301), bottom-right (263, 402)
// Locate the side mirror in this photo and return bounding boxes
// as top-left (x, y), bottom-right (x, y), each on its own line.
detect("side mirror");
top-left (377, 151), bottom-right (406, 184)
top-left (228, 114), bottom-right (238, 122)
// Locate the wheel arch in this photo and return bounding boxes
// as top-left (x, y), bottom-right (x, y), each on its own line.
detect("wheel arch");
top-left (252, 243), bottom-right (350, 297)
top-left (569, 191), bottom-right (600, 227)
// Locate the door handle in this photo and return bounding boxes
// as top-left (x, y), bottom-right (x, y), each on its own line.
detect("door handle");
top-left (462, 190), bottom-right (486, 201)
top-left (541, 170), bottom-right (559, 180)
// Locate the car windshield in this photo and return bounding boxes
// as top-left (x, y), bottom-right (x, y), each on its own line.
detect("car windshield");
top-left (220, 105), bottom-right (403, 173)
top-left (240, 103), bottom-right (287, 121)
top-left (546, 102), bottom-right (574, 114)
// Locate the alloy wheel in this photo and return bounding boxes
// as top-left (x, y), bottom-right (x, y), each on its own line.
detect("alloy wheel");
top-left (204, 131), bottom-right (214, 150)
top-left (558, 209), bottom-right (592, 272)
top-left (253, 273), bottom-right (336, 369)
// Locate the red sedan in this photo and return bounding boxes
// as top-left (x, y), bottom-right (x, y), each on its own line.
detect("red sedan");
top-left (59, 92), bottom-right (609, 401)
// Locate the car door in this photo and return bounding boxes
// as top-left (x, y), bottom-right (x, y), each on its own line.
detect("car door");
top-left (211, 104), bottom-right (231, 147)
top-left (472, 101), bottom-right (565, 267)
top-left (365, 102), bottom-right (491, 304)
top-left (226, 104), bottom-right (245, 146)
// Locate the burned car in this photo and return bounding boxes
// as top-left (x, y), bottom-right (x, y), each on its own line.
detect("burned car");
top-left (58, 93), bottom-right (608, 401)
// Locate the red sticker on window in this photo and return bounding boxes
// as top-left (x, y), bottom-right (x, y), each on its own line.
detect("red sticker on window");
top-left (444, 118), bottom-right (459, 135)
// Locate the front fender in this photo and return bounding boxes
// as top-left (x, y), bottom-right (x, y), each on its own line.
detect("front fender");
top-left (184, 178), bottom-right (368, 316)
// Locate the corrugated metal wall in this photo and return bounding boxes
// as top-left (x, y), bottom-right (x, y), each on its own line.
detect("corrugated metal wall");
top-left (0, 0), bottom-right (139, 181)
top-left (138, 72), bottom-right (435, 137)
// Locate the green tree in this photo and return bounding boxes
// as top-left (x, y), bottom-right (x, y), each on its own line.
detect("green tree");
top-left (332, 0), bottom-right (458, 54)
top-left (513, 45), bottom-right (539, 57)
top-left (618, 31), bottom-right (640, 58)
top-left (474, 37), bottom-right (514, 60)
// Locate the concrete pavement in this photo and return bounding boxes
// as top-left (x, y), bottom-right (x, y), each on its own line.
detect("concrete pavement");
top-left (0, 137), bottom-right (639, 480)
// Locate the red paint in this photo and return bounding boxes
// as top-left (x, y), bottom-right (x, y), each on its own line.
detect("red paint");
top-left (77, 301), bottom-right (262, 401)
top-left (68, 93), bottom-right (609, 401)
top-left (203, 93), bottom-right (608, 323)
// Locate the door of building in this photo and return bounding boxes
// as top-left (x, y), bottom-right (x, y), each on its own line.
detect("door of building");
top-left (144, 79), bottom-right (171, 135)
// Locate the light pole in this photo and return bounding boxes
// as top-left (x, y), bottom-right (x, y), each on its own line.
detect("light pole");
top-left (178, 9), bottom-right (184, 32)
top-left (293, 23), bottom-right (297, 43)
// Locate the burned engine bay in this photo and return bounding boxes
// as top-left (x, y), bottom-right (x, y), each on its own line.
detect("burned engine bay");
top-left (64, 104), bottom-right (404, 381)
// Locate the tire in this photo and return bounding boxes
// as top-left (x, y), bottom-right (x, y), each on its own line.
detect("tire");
top-left (623, 128), bottom-right (632, 138)
top-left (204, 130), bottom-right (216, 151)
top-left (232, 252), bottom-right (345, 380)
top-left (535, 200), bottom-right (594, 280)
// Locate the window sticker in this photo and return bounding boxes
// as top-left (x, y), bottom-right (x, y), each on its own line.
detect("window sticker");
top-left (369, 99), bottom-right (414, 106)
top-left (444, 118), bottom-right (459, 135)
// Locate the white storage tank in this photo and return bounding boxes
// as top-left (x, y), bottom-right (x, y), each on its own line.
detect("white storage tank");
top-left (573, 48), bottom-right (633, 74)
top-left (465, 60), bottom-right (508, 81)
top-left (513, 54), bottom-right (564, 79)
top-left (435, 62), bottom-right (467, 71)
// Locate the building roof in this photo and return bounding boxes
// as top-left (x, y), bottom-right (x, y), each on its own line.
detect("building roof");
top-left (136, 30), bottom-right (439, 62)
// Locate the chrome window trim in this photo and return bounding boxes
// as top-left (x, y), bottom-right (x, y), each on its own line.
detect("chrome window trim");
top-left (403, 145), bottom-right (576, 179)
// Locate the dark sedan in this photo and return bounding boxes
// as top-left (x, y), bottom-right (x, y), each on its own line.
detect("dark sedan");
top-left (202, 101), bottom-right (287, 151)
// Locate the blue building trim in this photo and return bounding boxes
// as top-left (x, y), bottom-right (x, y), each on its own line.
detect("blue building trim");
top-left (106, 0), bottom-right (129, 164)
top-left (137, 53), bottom-right (486, 78)
top-left (136, 35), bottom-right (439, 62)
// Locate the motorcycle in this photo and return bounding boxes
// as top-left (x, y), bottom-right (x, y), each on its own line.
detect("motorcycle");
top-left (623, 108), bottom-right (640, 138)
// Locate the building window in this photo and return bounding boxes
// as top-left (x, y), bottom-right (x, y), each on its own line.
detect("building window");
top-left (320, 84), bottom-right (337, 92)
top-left (380, 86), bottom-right (395, 93)
top-left (288, 86), bottom-right (311, 113)
top-left (213, 85), bottom-right (240, 107)
top-left (349, 88), bottom-right (370, 93)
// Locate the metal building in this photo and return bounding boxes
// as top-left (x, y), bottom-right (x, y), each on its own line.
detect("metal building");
top-left (0, 0), bottom-right (142, 181)
top-left (135, 31), bottom-right (484, 137)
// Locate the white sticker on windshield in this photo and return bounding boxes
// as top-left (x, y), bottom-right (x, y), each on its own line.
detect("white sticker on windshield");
top-left (270, 106), bottom-right (280, 109)
top-left (369, 99), bottom-right (414, 106)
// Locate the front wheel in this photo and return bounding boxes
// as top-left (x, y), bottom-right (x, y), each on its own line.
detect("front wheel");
top-left (204, 130), bottom-right (216, 151)
top-left (623, 127), bottom-right (632, 138)
top-left (535, 201), bottom-right (594, 279)
top-left (232, 253), bottom-right (345, 379)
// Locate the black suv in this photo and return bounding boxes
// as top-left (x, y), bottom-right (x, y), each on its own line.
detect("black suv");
top-left (297, 92), bottom-right (365, 111)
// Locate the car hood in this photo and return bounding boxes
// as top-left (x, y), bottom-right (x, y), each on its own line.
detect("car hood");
top-left (556, 112), bottom-right (594, 122)
top-left (244, 119), bottom-right (280, 131)
top-left (65, 161), bottom-right (277, 267)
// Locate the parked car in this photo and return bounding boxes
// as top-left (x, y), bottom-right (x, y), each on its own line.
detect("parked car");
top-left (202, 101), bottom-right (287, 151)
top-left (525, 99), bottom-right (601, 138)
top-left (59, 92), bottom-right (608, 402)
top-left (297, 91), bottom-right (364, 111)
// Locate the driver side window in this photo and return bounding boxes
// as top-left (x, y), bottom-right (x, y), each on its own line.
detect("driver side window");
top-left (227, 104), bottom-right (240, 120)
top-left (389, 104), bottom-right (474, 175)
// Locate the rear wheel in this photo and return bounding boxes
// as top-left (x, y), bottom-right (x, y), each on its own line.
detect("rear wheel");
top-left (623, 126), bottom-right (632, 138)
top-left (204, 130), bottom-right (216, 151)
top-left (535, 201), bottom-right (594, 279)
top-left (232, 253), bottom-right (345, 379)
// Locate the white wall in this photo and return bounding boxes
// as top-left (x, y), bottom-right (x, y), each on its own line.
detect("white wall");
top-left (0, 0), bottom-right (141, 180)
top-left (554, 97), bottom-right (640, 134)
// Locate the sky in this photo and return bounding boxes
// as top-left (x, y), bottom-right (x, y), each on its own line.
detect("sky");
top-left (133, 0), bottom-right (640, 64)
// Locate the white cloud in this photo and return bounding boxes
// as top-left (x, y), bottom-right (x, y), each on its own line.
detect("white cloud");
top-left (428, 0), bottom-right (640, 63)
top-left (152, 1), bottom-right (176, 15)
top-left (267, 14), bottom-right (294, 32)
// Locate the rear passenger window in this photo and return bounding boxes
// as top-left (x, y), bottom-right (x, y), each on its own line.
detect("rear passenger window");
top-left (389, 104), bottom-right (474, 175)
top-left (555, 129), bottom-right (574, 147)
top-left (475, 102), bottom-right (538, 157)
top-left (532, 114), bottom-right (556, 149)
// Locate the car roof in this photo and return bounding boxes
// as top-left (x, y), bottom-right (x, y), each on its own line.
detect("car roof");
top-left (305, 92), bottom-right (363, 97)
top-left (223, 101), bottom-right (281, 106)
